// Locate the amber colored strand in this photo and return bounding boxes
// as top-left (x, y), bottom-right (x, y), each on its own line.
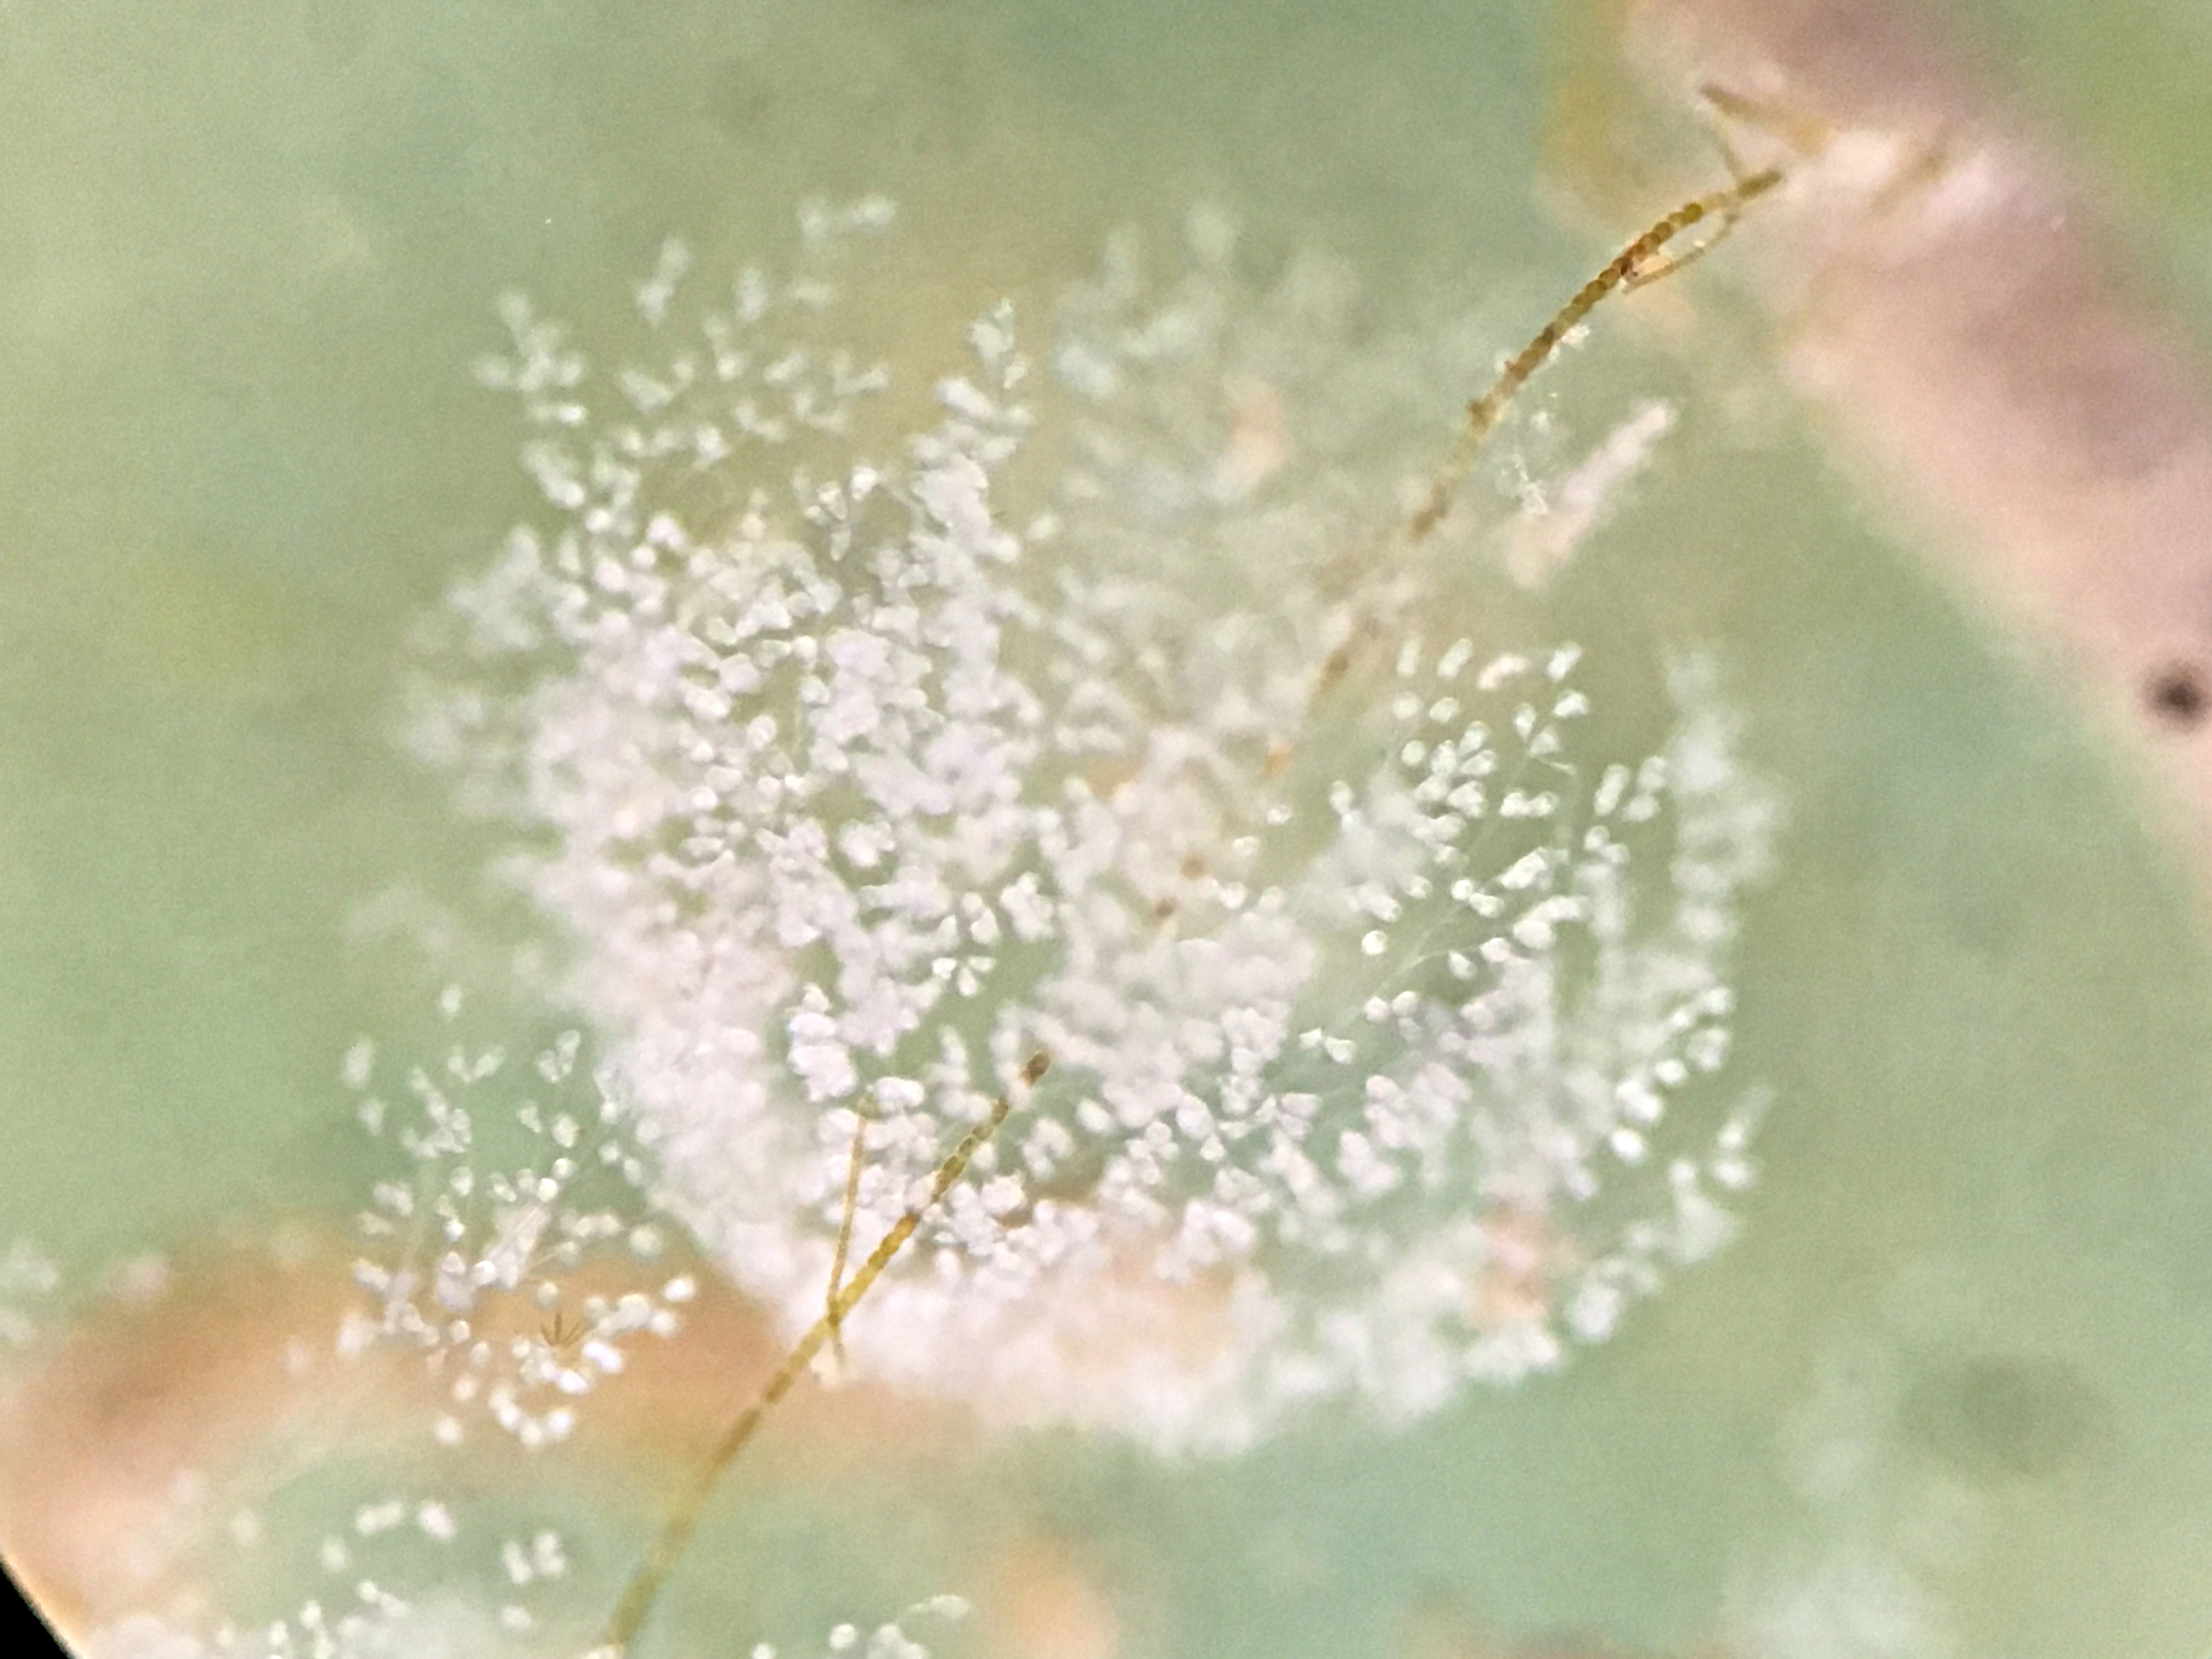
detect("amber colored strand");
top-left (824, 1102), bottom-right (870, 1368)
top-left (596, 1054), bottom-right (1051, 1654)
top-left (1406, 165), bottom-right (1782, 543)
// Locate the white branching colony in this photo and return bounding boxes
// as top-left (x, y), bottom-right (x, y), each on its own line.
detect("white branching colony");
top-left (340, 994), bottom-right (695, 1449)
top-left (404, 201), bottom-right (1778, 1455)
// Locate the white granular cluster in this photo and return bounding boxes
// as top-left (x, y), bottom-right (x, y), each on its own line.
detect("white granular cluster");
top-left (417, 204), bottom-right (1779, 1453)
top-left (340, 990), bottom-right (692, 1449)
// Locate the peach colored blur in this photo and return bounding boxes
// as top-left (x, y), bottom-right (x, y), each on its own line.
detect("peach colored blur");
top-left (1605, 0), bottom-right (2212, 860)
top-left (0, 1232), bottom-right (966, 1642)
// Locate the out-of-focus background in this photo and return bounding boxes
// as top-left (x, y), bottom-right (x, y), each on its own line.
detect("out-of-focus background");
top-left (8, 2), bottom-right (2212, 1655)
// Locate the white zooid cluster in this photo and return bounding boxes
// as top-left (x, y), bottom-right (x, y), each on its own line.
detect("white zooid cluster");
top-left (420, 204), bottom-right (1779, 1454)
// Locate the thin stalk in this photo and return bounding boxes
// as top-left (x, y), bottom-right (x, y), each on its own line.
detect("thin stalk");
top-left (1406, 161), bottom-right (1783, 543)
top-left (1299, 155), bottom-right (1784, 718)
top-left (825, 1101), bottom-right (870, 1370)
top-left (594, 1053), bottom-right (1049, 1656)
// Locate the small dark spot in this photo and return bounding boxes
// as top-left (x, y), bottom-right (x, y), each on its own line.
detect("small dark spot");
top-left (1901, 1355), bottom-right (2104, 1482)
top-left (2145, 662), bottom-right (2208, 729)
top-left (706, 55), bottom-right (776, 139)
top-left (1179, 854), bottom-right (1206, 880)
top-left (1152, 896), bottom-right (1178, 921)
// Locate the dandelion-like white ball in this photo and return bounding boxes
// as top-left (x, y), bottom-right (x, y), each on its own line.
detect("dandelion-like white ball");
top-left (415, 203), bottom-right (1778, 1454)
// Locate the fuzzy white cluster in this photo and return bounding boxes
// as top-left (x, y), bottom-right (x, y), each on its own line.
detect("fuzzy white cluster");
top-left (340, 989), bottom-right (692, 1448)
top-left (417, 204), bottom-right (1778, 1453)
